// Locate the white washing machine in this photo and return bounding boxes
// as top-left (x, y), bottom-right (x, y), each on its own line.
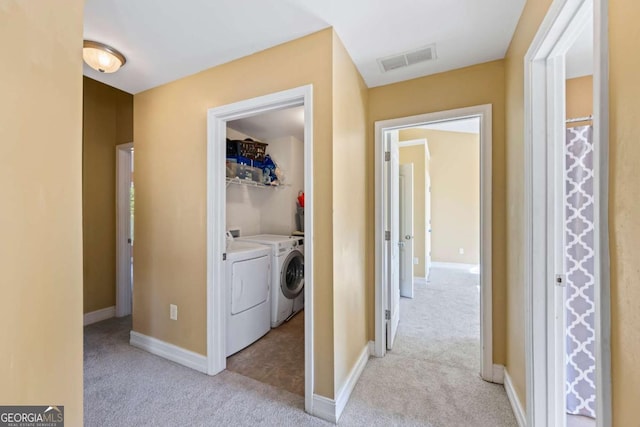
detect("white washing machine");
top-left (238, 234), bottom-right (304, 327)
top-left (225, 240), bottom-right (272, 356)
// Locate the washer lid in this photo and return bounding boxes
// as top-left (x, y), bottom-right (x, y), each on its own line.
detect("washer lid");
top-left (238, 234), bottom-right (303, 249)
top-left (226, 241), bottom-right (270, 261)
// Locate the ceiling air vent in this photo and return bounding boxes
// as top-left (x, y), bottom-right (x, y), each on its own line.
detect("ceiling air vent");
top-left (380, 55), bottom-right (407, 72)
top-left (378, 44), bottom-right (437, 73)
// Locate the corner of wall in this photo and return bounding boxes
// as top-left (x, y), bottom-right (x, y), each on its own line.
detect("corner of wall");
top-left (503, 0), bottom-right (555, 407)
top-left (330, 28), bottom-right (370, 399)
top-left (1, 2), bottom-right (85, 424)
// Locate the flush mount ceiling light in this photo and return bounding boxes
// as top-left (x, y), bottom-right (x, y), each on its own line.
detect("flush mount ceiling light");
top-left (83, 40), bottom-right (126, 73)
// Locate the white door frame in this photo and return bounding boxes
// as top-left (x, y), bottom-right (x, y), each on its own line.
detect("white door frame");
top-left (374, 104), bottom-right (495, 382)
top-left (524, 0), bottom-right (610, 425)
top-left (206, 85), bottom-right (315, 413)
top-left (115, 142), bottom-right (134, 317)
top-left (385, 130), bottom-right (401, 350)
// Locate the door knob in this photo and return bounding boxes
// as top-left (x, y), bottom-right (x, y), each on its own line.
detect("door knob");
top-left (405, 235), bottom-right (412, 240)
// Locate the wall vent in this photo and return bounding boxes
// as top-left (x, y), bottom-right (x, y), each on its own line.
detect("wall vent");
top-left (377, 44), bottom-right (437, 73)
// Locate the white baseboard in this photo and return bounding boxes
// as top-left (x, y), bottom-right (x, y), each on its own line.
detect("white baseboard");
top-left (130, 331), bottom-right (208, 374)
top-left (335, 343), bottom-right (370, 420)
top-left (368, 340), bottom-right (375, 356)
top-left (312, 394), bottom-right (337, 423)
top-left (83, 306), bottom-right (115, 326)
top-left (312, 341), bottom-right (370, 423)
top-left (504, 369), bottom-right (526, 427)
top-left (431, 262), bottom-right (479, 271)
top-left (491, 364), bottom-right (505, 384)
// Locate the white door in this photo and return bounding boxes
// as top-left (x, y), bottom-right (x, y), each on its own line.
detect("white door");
top-left (425, 171), bottom-right (432, 279)
top-left (116, 143), bottom-right (134, 317)
top-left (399, 163), bottom-right (414, 298)
top-left (386, 131), bottom-right (400, 350)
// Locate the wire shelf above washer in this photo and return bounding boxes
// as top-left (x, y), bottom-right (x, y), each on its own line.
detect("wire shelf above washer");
top-left (226, 177), bottom-right (289, 189)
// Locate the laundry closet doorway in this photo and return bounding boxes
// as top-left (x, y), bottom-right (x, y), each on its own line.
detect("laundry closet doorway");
top-left (206, 86), bottom-right (315, 412)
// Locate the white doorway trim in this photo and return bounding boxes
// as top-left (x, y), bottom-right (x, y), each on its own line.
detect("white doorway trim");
top-left (374, 104), bottom-right (494, 382)
top-left (398, 138), bottom-right (427, 148)
top-left (115, 142), bottom-right (134, 318)
top-left (524, 0), bottom-right (610, 425)
top-left (206, 85), bottom-right (314, 413)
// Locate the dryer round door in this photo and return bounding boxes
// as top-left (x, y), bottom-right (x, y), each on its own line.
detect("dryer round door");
top-left (280, 249), bottom-right (304, 299)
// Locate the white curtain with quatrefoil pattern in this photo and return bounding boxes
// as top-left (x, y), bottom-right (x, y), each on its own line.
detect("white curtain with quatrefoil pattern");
top-left (565, 125), bottom-right (596, 419)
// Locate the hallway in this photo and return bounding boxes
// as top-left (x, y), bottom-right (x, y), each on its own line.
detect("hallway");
top-left (340, 267), bottom-right (517, 426)
top-left (83, 267), bottom-right (516, 426)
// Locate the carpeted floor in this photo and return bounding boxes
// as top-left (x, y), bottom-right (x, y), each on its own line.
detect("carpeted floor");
top-left (227, 311), bottom-right (305, 396)
top-left (339, 267), bottom-right (517, 426)
top-left (84, 316), bottom-right (328, 426)
top-left (84, 267), bottom-right (517, 426)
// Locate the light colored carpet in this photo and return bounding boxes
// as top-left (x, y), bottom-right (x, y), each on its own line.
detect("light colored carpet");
top-left (84, 316), bottom-right (329, 426)
top-left (84, 267), bottom-right (516, 426)
top-left (339, 267), bottom-right (517, 426)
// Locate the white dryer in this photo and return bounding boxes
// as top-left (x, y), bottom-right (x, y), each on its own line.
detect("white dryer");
top-left (225, 240), bottom-right (272, 356)
top-left (238, 234), bottom-right (304, 327)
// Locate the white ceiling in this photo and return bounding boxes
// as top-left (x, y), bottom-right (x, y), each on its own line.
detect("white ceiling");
top-left (566, 18), bottom-right (594, 79)
top-left (84, 0), bottom-right (526, 94)
top-left (228, 106), bottom-right (305, 142)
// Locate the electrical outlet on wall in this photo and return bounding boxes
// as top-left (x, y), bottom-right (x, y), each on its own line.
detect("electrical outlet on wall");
top-left (413, 257), bottom-right (419, 265)
top-left (170, 304), bottom-right (178, 320)
top-left (459, 248), bottom-right (465, 255)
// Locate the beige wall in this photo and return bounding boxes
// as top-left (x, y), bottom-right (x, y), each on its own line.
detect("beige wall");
top-left (505, 2), bottom-right (640, 422)
top-left (83, 77), bottom-right (133, 314)
top-left (399, 144), bottom-right (426, 277)
top-left (503, 0), bottom-right (553, 407)
top-left (401, 129), bottom-right (480, 265)
top-left (367, 60), bottom-right (507, 365)
top-left (133, 29), bottom-right (337, 398)
top-left (609, 1), bottom-right (640, 423)
top-left (502, 0), bottom-right (640, 421)
top-left (566, 75), bottom-right (593, 125)
top-left (331, 32), bottom-right (369, 393)
top-left (0, 2), bottom-right (84, 425)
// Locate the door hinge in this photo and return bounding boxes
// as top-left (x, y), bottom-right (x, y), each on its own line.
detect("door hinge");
top-left (385, 151), bottom-right (391, 161)
top-left (385, 310), bottom-right (391, 320)
top-left (223, 253), bottom-right (227, 261)
top-left (385, 231), bottom-right (391, 241)
top-left (555, 274), bottom-right (565, 287)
